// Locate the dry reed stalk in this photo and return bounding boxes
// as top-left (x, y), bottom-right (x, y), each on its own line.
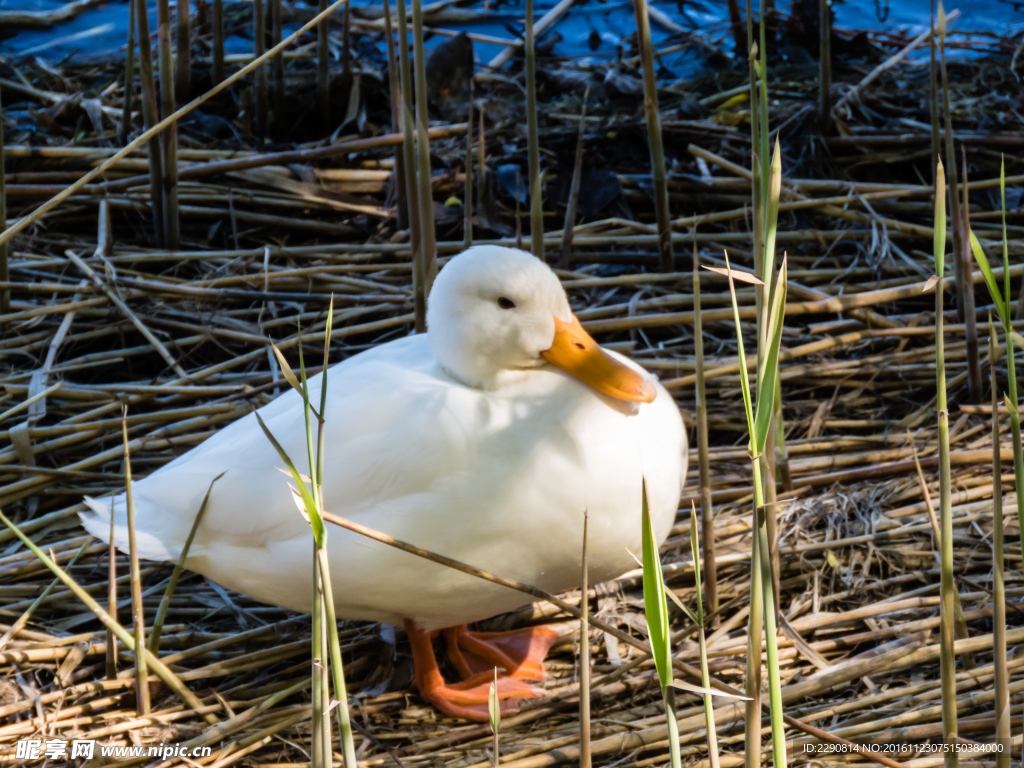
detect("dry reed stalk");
top-left (382, 0), bottom-right (409, 230)
top-left (936, 4), bottom-right (976, 403)
top-left (632, 0), bottom-right (673, 271)
top-left (157, 0), bottom-right (180, 247)
top-left (106, 504), bottom-right (117, 679)
top-left (253, 0), bottom-right (268, 142)
top-left (119, 0), bottom-right (137, 145)
top-left (693, 236), bottom-right (716, 622)
top-left (396, 0), bottom-right (425, 331)
top-left (524, 0), bottom-right (543, 259)
top-left (212, 0), bottom-right (224, 83)
top-left (818, 0), bottom-right (830, 131)
top-left (558, 93), bottom-right (588, 270)
top-left (464, 81), bottom-right (474, 250)
top-left (272, 0), bottom-right (284, 122)
top-left (930, 0), bottom-right (939, 183)
top-left (134, 0), bottom-right (167, 246)
top-left (176, 0), bottom-right (191, 99)
top-left (412, 0), bottom-right (437, 289)
top-left (342, 0), bottom-right (352, 89)
top-left (579, 511), bottom-right (591, 768)
top-left (0, 79), bottom-right (7, 316)
top-left (318, 0), bottom-right (330, 124)
top-left (121, 405), bottom-right (150, 716)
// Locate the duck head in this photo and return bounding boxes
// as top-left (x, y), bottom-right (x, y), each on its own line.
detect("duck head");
top-left (427, 246), bottom-right (656, 403)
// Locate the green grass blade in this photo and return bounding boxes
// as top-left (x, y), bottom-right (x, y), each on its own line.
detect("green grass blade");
top-left (271, 343), bottom-right (304, 397)
top-left (753, 257), bottom-right (788, 457)
top-left (640, 479), bottom-right (672, 688)
top-left (934, 161), bottom-right (946, 277)
top-left (1001, 157), bottom-right (1010, 310)
top-left (968, 230), bottom-right (1005, 324)
top-left (255, 413), bottom-right (324, 543)
top-left (761, 138), bottom-right (782, 292)
top-left (722, 252), bottom-right (755, 436)
top-left (148, 472), bottom-right (224, 653)
top-left (320, 295), bottom-right (333, 421)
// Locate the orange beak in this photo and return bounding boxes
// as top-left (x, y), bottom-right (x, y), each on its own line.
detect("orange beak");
top-left (541, 316), bottom-right (657, 403)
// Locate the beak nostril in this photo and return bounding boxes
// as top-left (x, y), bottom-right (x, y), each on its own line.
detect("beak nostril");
top-left (573, 342), bottom-right (586, 351)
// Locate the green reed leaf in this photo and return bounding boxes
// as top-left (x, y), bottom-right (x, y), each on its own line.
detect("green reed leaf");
top-left (255, 412), bottom-right (324, 544)
top-left (934, 161), bottom-right (946, 277)
top-left (641, 479), bottom-right (672, 688)
top-left (969, 230), bottom-right (1005, 325)
top-left (753, 256), bottom-right (788, 457)
top-left (722, 251), bottom-right (755, 437)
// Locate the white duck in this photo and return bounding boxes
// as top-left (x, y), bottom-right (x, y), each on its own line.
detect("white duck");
top-left (82, 246), bottom-right (687, 721)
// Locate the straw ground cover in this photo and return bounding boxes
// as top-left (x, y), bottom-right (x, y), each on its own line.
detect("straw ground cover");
top-left (0, 7), bottom-right (1022, 767)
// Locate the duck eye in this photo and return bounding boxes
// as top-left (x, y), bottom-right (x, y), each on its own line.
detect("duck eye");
top-left (497, 297), bottom-right (516, 309)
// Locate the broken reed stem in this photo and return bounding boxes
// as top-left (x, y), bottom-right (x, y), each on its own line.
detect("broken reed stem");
top-left (122, 406), bottom-right (150, 716)
top-left (120, 0), bottom-right (137, 145)
top-left (212, 0), bottom-right (224, 84)
top-left (318, 0), bottom-right (330, 125)
top-left (106, 503), bottom-right (117, 679)
top-left (396, 0), bottom-right (425, 331)
top-left (412, 0), bottom-right (437, 291)
top-left (157, 0), bottom-right (180, 248)
top-left (579, 511), bottom-right (591, 768)
top-left (525, 0), bottom-right (543, 260)
top-left (272, 0), bottom-right (284, 122)
top-left (693, 238), bottom-right (717, 622)
top-left (0, 79), bottom-right (7, 317)
top-left (176, 0), bottom-right (191, 99)
top-left (559, 92), bottom-right (588, 270)
top-left (934, 159), bottom-right (959, 768)
top-left (254, 0), bottom-right (268, 142)
top-left (382, 0), bottom-right (409, 231)
top-left (633, 0), bottom-right (673, 272)
top-left (135, 0), bottom-right (167, 247)
top-left (989, 326), bottom-right (1010, 768)
top-left (818, 0), bottom-right (830, 131)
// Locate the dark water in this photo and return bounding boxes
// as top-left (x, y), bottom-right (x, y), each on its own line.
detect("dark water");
top-left (0, 0), bottom-right (1019, 70)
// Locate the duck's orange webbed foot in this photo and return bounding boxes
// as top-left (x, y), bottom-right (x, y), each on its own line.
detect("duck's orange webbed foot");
top-left (443, 623), bottom-right (560, 680)
top-left (404, 620), bottom-right (558, 722)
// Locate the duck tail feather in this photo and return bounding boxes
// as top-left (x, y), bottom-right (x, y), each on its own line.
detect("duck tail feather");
top-left (79, 495), bottom-right (178, 562)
